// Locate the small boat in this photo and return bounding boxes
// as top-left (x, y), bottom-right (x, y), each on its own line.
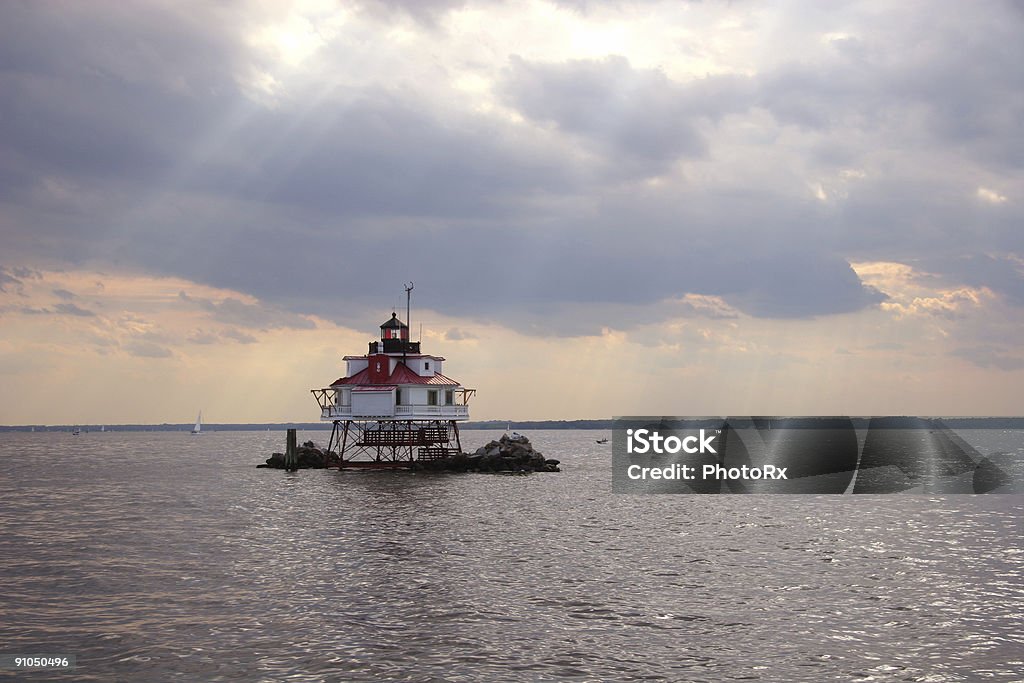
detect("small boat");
top-left (191, 412), bottom-right (202, 435)
top-left (72, 427), bottom-right (81, 436)
top-left (596, 438), bottom-right (608, 444)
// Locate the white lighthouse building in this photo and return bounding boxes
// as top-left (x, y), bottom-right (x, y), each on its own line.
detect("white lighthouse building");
top-left (312, 302), bottom-right (475, 468)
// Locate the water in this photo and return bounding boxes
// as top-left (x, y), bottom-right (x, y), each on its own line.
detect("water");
top-left (1, 430), bottom-right (1022, 681)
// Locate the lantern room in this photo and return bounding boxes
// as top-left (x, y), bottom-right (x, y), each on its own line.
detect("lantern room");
top-left (370, 313), bottom-right (421, 355)
top-left (380, 312), bottom-right (408, 341)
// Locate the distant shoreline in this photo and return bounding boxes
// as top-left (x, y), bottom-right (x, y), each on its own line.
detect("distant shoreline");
top-left (5, 417), bottom-right (1024, 432)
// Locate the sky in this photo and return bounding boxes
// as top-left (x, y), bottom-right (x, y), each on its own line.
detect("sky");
top-left (1, 0), bottom-right (1022, 424)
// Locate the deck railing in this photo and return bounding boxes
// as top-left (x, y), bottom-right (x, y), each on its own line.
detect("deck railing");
top-left (320, 404), bottom-right (468, 420)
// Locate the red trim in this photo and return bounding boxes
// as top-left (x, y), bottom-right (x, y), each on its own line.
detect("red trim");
top-left (367, 353), bottom-right (390, 384)
top-left (343, 354), bottom-right (445, 361)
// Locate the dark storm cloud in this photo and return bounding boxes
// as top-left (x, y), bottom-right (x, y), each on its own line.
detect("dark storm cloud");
top-left (0, 3), bottom-right (243, 193)
top-left (715, 255), bottom-right (887, 319)
top-left (835, 177), bottom-right (1024, 306)
top-left (500, 55), bottom-right (708, 175)
top-left (920, 255), bottom-right (1024, 307)
top-left (757, 32), bottom-right (1024, 169)
top-left (0, 7), bottom-right (578, 219)
top-left (1, 2), bottom-right (1022, 335)
top-left (191, 93), bottom-right (576, 218)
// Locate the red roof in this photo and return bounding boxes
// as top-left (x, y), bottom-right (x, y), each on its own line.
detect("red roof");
top-left (343, 354), bottom-right (445, 361)
top-left (331, 362), bottom-right (460, 387)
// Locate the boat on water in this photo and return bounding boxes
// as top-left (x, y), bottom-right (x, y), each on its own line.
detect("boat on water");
top-left (191, 412), bottom-right (202, 435)
top-left (596, 438), bottom-right (608, 444)
top-left (72, 427), bottom-right (81, 436)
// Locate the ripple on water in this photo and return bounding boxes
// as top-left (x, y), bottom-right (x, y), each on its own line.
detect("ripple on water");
top-left (0, 430), bottom-right (1021, 681)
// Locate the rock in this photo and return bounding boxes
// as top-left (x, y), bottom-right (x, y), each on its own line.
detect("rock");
top-left (257, 446), bottom-right (338, 469)
top-left (258, 431), bottom-right (559, 473)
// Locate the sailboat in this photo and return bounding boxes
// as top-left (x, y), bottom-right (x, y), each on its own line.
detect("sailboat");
top-left (191, 412), bottom-right (202, 435)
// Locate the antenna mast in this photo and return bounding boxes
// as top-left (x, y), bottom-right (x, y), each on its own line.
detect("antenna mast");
top-left (404, 282), bottom-right (414, 363)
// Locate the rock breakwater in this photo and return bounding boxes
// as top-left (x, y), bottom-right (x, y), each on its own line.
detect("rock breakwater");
top-left (258, 433), bottom-right (560, 472)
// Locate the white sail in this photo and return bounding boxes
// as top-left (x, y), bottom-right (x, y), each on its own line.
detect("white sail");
top-left (192, 412), bottom-right (202, 434)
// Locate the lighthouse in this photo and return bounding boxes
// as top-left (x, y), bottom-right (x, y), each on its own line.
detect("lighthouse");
top-left (311, 288), bottom-right (475, 468)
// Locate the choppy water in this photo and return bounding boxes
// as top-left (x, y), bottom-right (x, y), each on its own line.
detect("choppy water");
top-left (1, 429), bottom-right (1022, 681)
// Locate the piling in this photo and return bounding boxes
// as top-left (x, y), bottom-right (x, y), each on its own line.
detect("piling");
top-left (285, 428), bottom-right (298, 472)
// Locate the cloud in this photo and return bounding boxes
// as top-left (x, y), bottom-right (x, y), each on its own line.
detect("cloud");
top-left (500, 55), bottom-right (708, 176)
top-left (443, 327), bottom-right (477, 341)
top-left (53, 302), bottom-right (96, 317)
top-left (918, 255), bottom-right (1024, 307)
top-left (0, 267), bottom-right (22, 293)
top-left (0, 1), bottom-right (1022, 339)
top-left (10, 267), bottom-right (41, 280)
top-left (11, 302), bottom-right (96, 316)
top-left (881, 288), bottom-right (990, 320)
top-left (952, 346), bottom-right (1024, 371)
top-left (123, 340), bottom-right (173, 358)
top-left (178, 291), bottom-right (314, 330)
top-left (187, 330), bottom-right (219, 345)
top-left (52, 288), bottom-right (75, 300)
top-left (672, 294), bottom-right (739, 319)
top-left (222, 328), bottom-right (259, 344)
top-left (358, 0), bottom-right (476, 26)
top-left (855, 259), bottom-right (1000, 320)
top-left (977, 187), bottom-right (1008, 204)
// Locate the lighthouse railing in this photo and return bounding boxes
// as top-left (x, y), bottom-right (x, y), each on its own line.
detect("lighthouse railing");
top-left (395, 405), bottom-right (468, 417)
top-left (317, 399), bottom-right (468, 420)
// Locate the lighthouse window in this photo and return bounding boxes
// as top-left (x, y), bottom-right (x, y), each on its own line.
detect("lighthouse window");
top-left (395, 389), bottom-right (402, 406)
top-left (428, 390), bottom-right (438, 406)
top-left (424, 361), bottom-right (430, 371)
top-left (445, 390), bottom-right (454, 405)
